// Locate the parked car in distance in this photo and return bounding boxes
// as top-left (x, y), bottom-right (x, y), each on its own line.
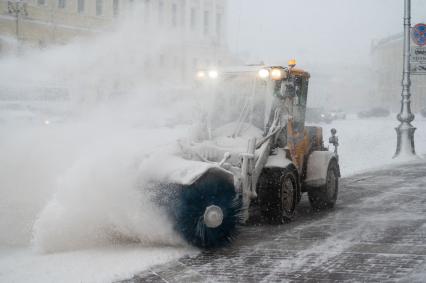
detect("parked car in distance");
top-left (330, 109), bottom-right (346, 120)
top-left (306, 108), bottom-right (333, 124)
top-left (358, 107), bottom-right (390, 118)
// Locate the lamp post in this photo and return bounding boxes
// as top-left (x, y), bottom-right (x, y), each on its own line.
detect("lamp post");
top-left (394, 0), bottom-right (416, 158)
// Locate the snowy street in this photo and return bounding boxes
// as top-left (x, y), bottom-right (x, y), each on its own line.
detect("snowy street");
top-left (1, 0), bottom-right (425, 280)
top-left (123, 159), bottom-right (426, 282)
top-left (1, 117), bottom-right (426, 283)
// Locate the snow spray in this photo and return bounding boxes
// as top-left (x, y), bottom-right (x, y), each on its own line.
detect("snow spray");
top-left (0, 3), bottom-right (207, 252)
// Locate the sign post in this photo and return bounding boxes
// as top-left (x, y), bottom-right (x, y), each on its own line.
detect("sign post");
top-left (411, 24), bottom-right (426, 75)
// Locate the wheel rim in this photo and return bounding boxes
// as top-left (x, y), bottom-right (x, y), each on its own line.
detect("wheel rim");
top-left (326, 167), bottom-right (337, 199)
top-left (281, 174), bottom-right (295, 213)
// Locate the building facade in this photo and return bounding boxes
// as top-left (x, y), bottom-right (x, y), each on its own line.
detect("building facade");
top-left (0, 0), bottom-right (234, 81)
top-left (371, 33), bottom-right (426, 113)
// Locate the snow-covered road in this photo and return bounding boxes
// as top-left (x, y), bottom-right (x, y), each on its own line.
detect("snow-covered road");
top-left (1, 116), bottom-right (425, 282)
top-left (126, 159), bottom-right (426, 282)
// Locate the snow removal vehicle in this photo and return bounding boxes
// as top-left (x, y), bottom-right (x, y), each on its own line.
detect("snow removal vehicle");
top-left (163, 61), bottom-right (340, 249)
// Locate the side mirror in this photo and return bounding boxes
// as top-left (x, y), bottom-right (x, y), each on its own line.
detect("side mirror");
top-left (329, 128), bottom-right (339, 156)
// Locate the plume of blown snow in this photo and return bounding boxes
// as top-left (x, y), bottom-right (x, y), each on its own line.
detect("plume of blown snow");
top-left (0, 2), bottom-right (204, 252)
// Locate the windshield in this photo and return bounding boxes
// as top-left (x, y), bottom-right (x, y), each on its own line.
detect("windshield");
top-left (206, 73), bottom-right (272, 138)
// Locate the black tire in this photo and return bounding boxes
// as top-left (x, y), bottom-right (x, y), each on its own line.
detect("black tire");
top-left (308, 160), bottom-right (339, 210)
top-left (257, 168), bottom-right (298, 224)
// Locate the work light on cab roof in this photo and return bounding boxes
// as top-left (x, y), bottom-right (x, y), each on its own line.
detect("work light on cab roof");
top-left (195, 69), bottom-right (219, 80)
top-left (208, 70), bottom-right (219, 79)
top-left (258, 68), bottom-right (270, 79)
top-left (196, 70), bottom-right (206, 79)
top-left (271, 67), bottom-right (285, 80)
top-left (288, 59), bottom-right (297, 68)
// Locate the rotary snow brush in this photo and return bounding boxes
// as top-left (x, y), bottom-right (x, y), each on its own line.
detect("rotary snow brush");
top-left (154, 167), bottom-right (242, 249)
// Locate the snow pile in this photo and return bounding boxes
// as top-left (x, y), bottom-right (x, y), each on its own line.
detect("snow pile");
top-left (318, 116), bottom-right (426, 176)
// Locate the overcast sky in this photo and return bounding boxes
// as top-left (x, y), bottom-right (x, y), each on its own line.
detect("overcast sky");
top-left (227, 0), bottom-right (426, 66)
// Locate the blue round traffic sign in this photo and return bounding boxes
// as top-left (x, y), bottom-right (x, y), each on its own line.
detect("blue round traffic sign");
top-left (412, 23), bottom-right (426, 46)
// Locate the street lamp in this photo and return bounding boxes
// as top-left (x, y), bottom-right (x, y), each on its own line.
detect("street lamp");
top-left (394, 0), bottom-right (416, 158)
top-left (7, 0), bottom-right (28, 44)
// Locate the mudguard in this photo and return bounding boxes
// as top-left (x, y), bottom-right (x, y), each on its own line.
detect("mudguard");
top-left (305, 150), bottom-right (340, 187)
top-left (263, 148), bottom-right (301, 203)
top-left (264, 148), bottom-right (293, 169)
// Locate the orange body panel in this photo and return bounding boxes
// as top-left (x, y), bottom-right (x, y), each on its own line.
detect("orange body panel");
top-left (287, 119), bottom-right (323, 173)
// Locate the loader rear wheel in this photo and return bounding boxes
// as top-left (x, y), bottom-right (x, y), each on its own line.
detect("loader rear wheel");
top-left (308, 160), bottom-right (339, 211)
top-left (258, 168), bottom-right (297, 224)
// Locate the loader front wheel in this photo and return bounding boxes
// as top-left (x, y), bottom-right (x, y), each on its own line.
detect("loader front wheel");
top-left (308, 160), bottom-right (339, 211)
top-left (258, 168), bottom-right (297, 224)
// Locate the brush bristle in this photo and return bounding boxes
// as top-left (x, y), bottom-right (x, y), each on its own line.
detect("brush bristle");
top-left (153, 171), bottom-right (242, 249)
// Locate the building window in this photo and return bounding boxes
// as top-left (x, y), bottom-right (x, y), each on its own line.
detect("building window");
top-left (96, 0), bottom-right (102, 16)
top-left (159, 54), bottom-right (165, 67)
top-left (144, 58), bottom-right (151, 70)
top-left (216, 13), bottom-right (222, 37)
top-left (190, 7), bottom-right (196, 30)
top-left (77, 0), bottom-right (84, 13)
top-left (144, 0), bottom-right (150, 24)
top-left (172, 4), bottom-right (177, 27)
top-left (58, 0), bottom-right (66, 9)
top-left (180, 1), bottom-right (185, 27)
top-left (173, 56), bottom-right (178, 69)
top-left (203, 11), bottom-right (209, 35)
top-left (113, 0), bottom-right (119, 17)
top-left (158, 1), bottom-right (164, 25)
top-left (37, 0), bottom-right (45, 5)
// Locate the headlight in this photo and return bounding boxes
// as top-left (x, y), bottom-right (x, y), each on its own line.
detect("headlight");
top-left (208, 70), bottom-right (219, 79)
top-left (258, 68), bottom-right (270, 79)
top-left (271, 68), bottom-right (284, 80)
top-left (196, 71), bottom-right (206, 79)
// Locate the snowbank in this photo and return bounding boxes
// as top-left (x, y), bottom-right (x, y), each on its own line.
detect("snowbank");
top-left (316, 116), bottom-right (426, 176)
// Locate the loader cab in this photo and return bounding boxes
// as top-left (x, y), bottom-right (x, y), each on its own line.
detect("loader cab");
top-left (270, 66), bottom-right (310, 133)
top-left (193, 64), bottom-right (310, 140)
top-left (194, 66), bottom-right (273, 138)
top-left (287, 68), bottom-right (310, 133)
